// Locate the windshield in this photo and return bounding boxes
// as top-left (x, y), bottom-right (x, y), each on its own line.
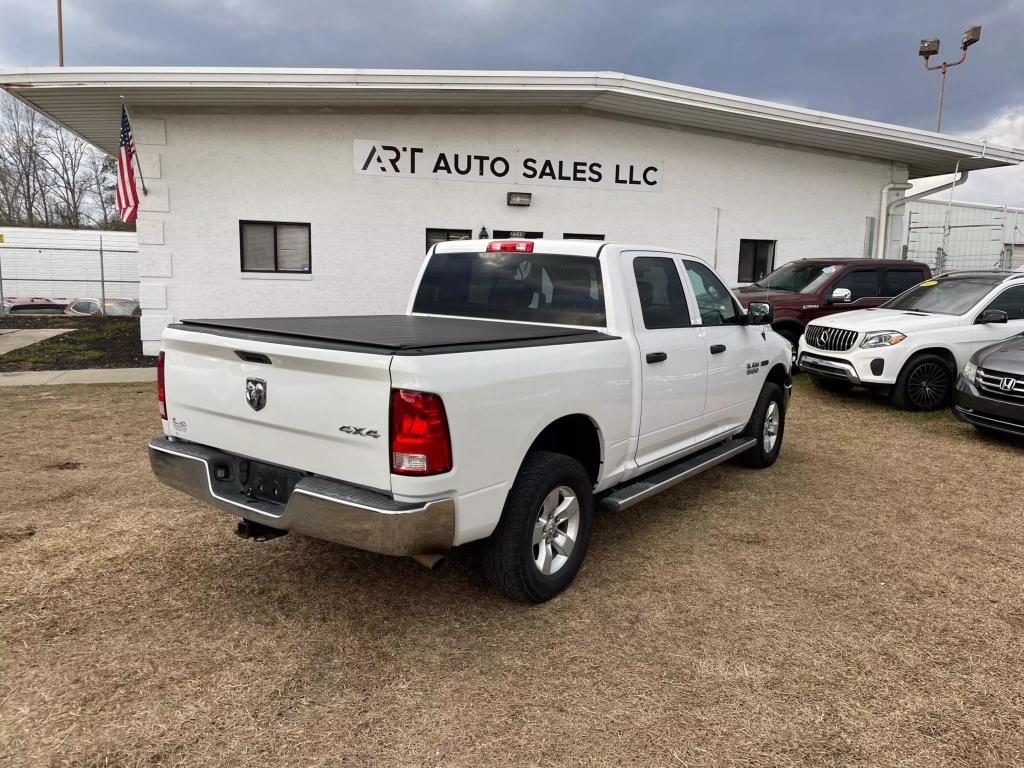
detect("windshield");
top-left (413, 251), bottom-right (606, 327)
top-left (752, 262), bottom-right (840, 293)
top-left (882, 279), bottom-right (997, 315)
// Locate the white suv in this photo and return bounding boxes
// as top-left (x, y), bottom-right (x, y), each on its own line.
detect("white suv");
top-left (798, 271), bottom-right (1024, 410)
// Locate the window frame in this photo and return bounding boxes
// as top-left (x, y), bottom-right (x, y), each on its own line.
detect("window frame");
top-left (492, 229), bottom-right (544, 239)
top-left (425, 228), bottom-right (473, 252)
top-left (683, 259), bottom-right (742, 327)
top-left (831, 267), bottom-right (881, 302)
top-left (412, 249), bottom-right (607, 327)
top-left (737, 239), bottom-right (777, 284)
top-left (977, 284), bottom-right (1024, 322)
top-left (631, 255), bottom-right (692, 330)
top-left (882, 266), bottom-right (928, 297)
top-left (239, 220), bottom-right (312, 274)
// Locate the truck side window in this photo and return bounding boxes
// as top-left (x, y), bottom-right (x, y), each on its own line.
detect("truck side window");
top-left (684, 261), bottom-right (740, 326)
top-left (833, 269), bottom-right (879, 300)
top-left (885, 268), bottom-right (927, 297)
top-left (632, 257), bottom-right (690, 329)
top-left (982, 285), bottom-right (1024, 321)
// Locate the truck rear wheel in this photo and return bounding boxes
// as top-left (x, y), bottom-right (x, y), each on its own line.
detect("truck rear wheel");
top-left (482, 451), bottom-right (594, 603)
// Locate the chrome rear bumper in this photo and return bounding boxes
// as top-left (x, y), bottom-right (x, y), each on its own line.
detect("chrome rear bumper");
top-left (148, 436), bottom-right (455, 557)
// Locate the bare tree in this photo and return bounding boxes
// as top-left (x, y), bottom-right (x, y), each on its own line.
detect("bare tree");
top-left (41, 122), bottom-right (91, 228)
top-left (0, 96), bottom-right (49, 226)
top-left (0, 92), bottom-right (129, 230)
top-left (85, 154), bottom-right (119, 228)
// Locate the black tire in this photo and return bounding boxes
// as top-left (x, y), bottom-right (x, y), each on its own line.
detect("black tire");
top-left (890, 353), bottom-right (953, 411)
top-left (482, 451), bottom-right (594, 603)
top-left (776, 328), bottom-right (802, 371)
top-left (808, 374), bottom-right (853, 393)
top-left (739, 382), bottom-right (786, 468)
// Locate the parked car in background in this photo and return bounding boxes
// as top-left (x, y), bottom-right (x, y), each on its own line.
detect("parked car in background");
top-left (735, 258), bottom-right (932, 363)
top-left (799, 271), bottom-right (1024, 410)
top-left (1, 297), bottom-right (67, 315)
top-left (64, 298), bottom-right (141, 316)
top-left (955, 333), bottom-right (1024, 439)
top-left (149, 239), bottom-right (791, 602)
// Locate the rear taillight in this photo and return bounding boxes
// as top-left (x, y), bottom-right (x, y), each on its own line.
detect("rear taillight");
top-left (390, 389), bottom-right (452, 475)
top-left (157, 351), bottom-right (167, 420)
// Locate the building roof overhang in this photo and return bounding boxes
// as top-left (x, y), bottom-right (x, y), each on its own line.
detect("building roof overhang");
top-left (1, 67), bottom-right (1020, 179)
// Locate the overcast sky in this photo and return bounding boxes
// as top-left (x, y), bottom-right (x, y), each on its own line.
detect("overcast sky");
top-left (2, 0), bottom-right (1023, 204)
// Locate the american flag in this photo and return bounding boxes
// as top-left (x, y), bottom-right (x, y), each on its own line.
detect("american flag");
top-left (116, 105), bottom-right (139, 224)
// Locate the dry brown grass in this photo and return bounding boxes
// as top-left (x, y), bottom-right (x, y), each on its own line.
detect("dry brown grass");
top-left (1, 380), bottom-right (1023, 767)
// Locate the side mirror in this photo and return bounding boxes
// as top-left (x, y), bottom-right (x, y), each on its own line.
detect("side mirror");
top-left (746, 301), bottom-right (773, 325)
top-left (829, 287), bottom-right (853, 304)
top-left (977, 309), bottom-right (1008, 324)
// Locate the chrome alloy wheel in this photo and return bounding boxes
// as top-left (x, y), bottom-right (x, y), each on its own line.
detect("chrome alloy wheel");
top-left (532, 486), bottom-right (580, 576)
top-left (763, 400), bottom-right (781, 453)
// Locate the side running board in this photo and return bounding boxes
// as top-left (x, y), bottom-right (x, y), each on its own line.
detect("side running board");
top-left (599, 437), bottom-right (757, 513)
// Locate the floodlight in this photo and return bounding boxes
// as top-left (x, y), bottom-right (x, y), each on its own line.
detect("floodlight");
top-left (919, 38), bottom-right (940, 57)
top-left (961, 26), bottom-right (981, 49)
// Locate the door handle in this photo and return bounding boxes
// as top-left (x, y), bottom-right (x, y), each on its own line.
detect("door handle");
top-left (646, 352), bottom-right (668, 364)
top-left (710, 344), bottom-right (727, 354)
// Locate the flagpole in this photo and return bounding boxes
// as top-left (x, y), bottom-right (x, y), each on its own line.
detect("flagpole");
top-left (120, 98), bottom-right (148, 196)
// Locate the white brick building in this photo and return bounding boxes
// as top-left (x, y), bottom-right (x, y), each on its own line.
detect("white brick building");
top-left (3, 68), bottom-right (1020, 355)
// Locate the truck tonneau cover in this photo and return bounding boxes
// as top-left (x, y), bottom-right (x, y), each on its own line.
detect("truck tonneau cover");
top-left (175, 314), bottom-right (617, 355)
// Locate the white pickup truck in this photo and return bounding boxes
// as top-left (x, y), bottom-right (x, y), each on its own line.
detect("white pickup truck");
top-left (149, 239), bottom-right (791, 602)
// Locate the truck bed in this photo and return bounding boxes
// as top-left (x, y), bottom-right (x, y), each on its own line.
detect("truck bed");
top-left (174, 315), bottom-right (617, 355)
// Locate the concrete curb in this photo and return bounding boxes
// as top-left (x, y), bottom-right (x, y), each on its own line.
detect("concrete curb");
top-left (0, 367), bottom-right (157, 386)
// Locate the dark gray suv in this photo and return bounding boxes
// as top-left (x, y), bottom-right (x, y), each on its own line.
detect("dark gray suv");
top-left (954, 333), bottom-right (1024, 439)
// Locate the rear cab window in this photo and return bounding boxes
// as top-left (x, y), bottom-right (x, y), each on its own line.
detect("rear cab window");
top-left (413, 249), bottom-right (606, 327)
top-left (632, 257), bottom-right (690, 329)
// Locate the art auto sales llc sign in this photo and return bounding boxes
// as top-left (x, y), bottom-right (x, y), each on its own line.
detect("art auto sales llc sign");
top-left (353, 139), bottom-right (662, 192)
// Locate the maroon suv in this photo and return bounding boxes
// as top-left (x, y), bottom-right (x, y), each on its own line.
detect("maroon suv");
top-left (735, 258), bottom-right (932, 358)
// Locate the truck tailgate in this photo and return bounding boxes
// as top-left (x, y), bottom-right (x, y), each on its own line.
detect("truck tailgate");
top-left (161, 326), bottom-right (393, 492)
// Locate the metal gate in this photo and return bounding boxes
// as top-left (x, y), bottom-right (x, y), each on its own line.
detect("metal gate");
top-left (903, 200), bottom-right (1022, 273)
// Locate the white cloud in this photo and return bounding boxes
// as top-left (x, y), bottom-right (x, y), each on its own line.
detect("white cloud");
top-left (909, 107), bottom-right (1024, 209)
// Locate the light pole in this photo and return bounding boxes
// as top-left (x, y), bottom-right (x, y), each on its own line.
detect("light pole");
top-left (56, 0), bottom-right (64, 66)
top-left (919, 25), bottom-right (981, 132)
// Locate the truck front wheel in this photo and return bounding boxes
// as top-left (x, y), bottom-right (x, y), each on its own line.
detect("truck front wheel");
top-left (483, 451), bottom-right (594, 603)
top-left (738, 382), bottom-right (786, 468)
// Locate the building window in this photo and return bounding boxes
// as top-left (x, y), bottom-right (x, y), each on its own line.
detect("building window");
top-left (737, 239), bottom-right (776, 283)
top-left (240, 221), bottom-right (311, 273)
top-left (426, 228), bottom-right (472, 251)
top-left (564, 233), bottom-right (605, 241)
top-left (493, 230), bottom-right (543, 239)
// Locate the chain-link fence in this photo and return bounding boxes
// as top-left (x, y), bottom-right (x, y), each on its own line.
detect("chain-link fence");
top-left (0, 237), bottom-right (139, 310)
top-left (903, 200), bottom-right (1023, 273)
